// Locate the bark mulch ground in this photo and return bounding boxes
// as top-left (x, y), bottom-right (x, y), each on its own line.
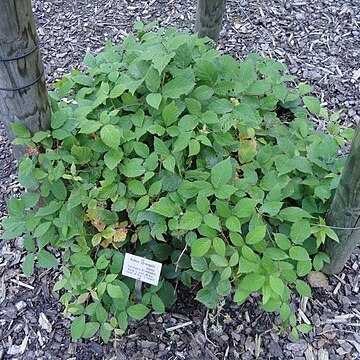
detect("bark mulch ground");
top-left (0, 1), bottom-right (359, 359)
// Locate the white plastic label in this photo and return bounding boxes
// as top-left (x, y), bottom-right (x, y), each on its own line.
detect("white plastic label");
top-left (121, 253), bottom-right (162, 286)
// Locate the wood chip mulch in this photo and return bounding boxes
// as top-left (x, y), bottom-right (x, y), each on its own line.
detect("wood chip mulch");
top-left (0, 1), bottom-right (359, 359)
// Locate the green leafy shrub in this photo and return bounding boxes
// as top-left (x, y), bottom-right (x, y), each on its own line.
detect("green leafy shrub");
top-left (2, 23), bottom-right (353, 341)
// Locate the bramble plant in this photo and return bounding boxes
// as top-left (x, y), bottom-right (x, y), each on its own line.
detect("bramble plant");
top-left (2, 22), bottom-right (354, 342)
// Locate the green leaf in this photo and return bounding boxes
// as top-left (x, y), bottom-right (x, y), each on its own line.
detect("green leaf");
top-left (296, 279), bottom-right (312, 297)
top-left (211, 158), bottom-right (233, 188)
top-left (217, 278), bottom-right (232, 296)
top-left (34, 221), bottom-right (52, 238)
top-left (275, 155), bottom-right (295, 175)
top-left (279, 207), bottom-right (313, 222)
top-left (110, 84), bottom-right (126, 98)
top-left (297, 323), bottom-right (313, 334)
top-left (179, 211), bottom-right (202, 230)
top-left (289, 246), bottom-right (310, 261)
top-left (225, 216), bottom-right (241, 232)
top-left (246, 80), bottom-right (271, 95)
top-left (128, 180), bottom-right (147, 196)
top-left (173, 131), bottom-right (192, 152)
top-left (35, 201), bottom-right (63, 217)
top-left (107, 284), bottom-right (124, 299)
top-left (196, 193), bottom-right (210, 215)
top-left (127, 304), bottom-right (150, 320)
top-left (290, 220), bottom-right (312, 244)
top-left (259, 202), bottom-right (283, 216)
top-left (22, 253), bottom-right (35, 277)
top-left (215, 184), bottom-right (237, 199)
top-left (163, 155), bottom-right (176, 172)
top-left (151, 294), bottom-right (165, 313)
top-left (162, 76), bottom-right (195, 99)
top-left (189, 139), bottom-right (200, 156)
top-left (233, 287), bottom-right (249, 304)
top-left (37, 249), bottom-right (58, 268)
top-left (145, 67), bottom-right (161, 93)
top-left (303, 96), bottom-right (321, 115)
top-left (192, 85), bottom-right (214, 101)
top-left (119, 158), bottom-right (145, 177)
top-left (185, 98), bottom-right (201, 115)
top-left (70, 253), bottom-right (94, 268)
top-left (100, 125), bottom-right (121, 149)
top-left (133, 142), bottom-right (150, 158)
top-left (21, 192), bottom-right (40, 208)
top-left (162, 101), bottom-right (180, 126)
top-left (71, 145), bottom-right (93, 165)
top-left (208, 99), bottom-right (233, 114)
top-left (297, 260), bottom-right (312, 276)
top-left (10, 123), bottom-right (30, 138)
top-left (82, 322), bottom-right (100, 339)
top-left (154, 137), bottom-right (171, 158)
top-left (264, 247), bottom-right (288, 260)
top-left (51, 108), bottom-right (69, 129)
top-left (191, 238), bottom-right (211, 257)
top-left (274, 233), bottom-right (292, 250)
top-left (104, 149), bottom-right (123, 170)
top-left (203, 213), bottom-right (221, 231)
top-left (245, 225), bottom-right (266, 245)
top-left (191, 256), bottom-right (208, 272)
top-left (79, 120), bottom-right (101, 134)
top-left (73, 74), bottom-right (94, 87)
top-left (234, 198), bottom-right (258, 218)
top-left (239, 273), bottom-right (265, 292)
top-left (71, 315), bottom-right (86, 340)
top-left (210, 254), bottom-right (228, 267)
top-left (146, 93), bottom-right (162, 110)
top-left (195, 286), bottom-right (219, 308)
top-left (149, 197), bottom-right (180, 218)
top-left (195, 60), bottom-right (218, 84)
top-left (269, 275), bottom-right (285, 297)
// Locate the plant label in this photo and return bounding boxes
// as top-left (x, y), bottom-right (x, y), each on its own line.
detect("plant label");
top-left (122, 253), bottom-right (162, 286)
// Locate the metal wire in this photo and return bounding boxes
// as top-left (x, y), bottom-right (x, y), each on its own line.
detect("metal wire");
top-left (0, 68), bottom-right (45, 91)
top-left (0, 43), bottom-right (39, 62)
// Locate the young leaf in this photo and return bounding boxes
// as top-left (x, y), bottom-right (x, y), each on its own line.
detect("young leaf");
top-left (303, 96), bottom-right (321, 115)
top-left (191, 238), bottom-right (211, 257)
top-left (127, 304), bottom-right (150, 320)
top-left (71, 315), bottom-right (86, 340)
top-left (210, 158), bottom-right (233, 188)
top-left (289, 246), bottom-right (310, 261)
top-left (146, 93), bottom-right (162, 110)
top-left (107, 284), bottom-right (124, 299)
top-left (295, 279), bottom-right (312, 297)
top-left (179, 211), bottom-right (202, 230)
top-left (22, 253), bottom-right (35, 277)
top-left (162, 76), bottom-right (195, 99)
top-left (37, 249), bottom-right (58, 268)
top-left (245, 225), bottom-right (266, 245)
top-left (149, 197), bottom-right (180, 218)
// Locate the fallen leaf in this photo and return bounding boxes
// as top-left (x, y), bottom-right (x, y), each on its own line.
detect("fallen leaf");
top-left (307, 271), bottom-right (330, 289)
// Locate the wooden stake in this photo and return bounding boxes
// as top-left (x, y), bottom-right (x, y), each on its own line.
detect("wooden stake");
top-left (323, 123), bottom-right (360, 274)
top-left (0, 0), bottom-right (50, 159)
top-left (195, 0), bottom-right (227, 44)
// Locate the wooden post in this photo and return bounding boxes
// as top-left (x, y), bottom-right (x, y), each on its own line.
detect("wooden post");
top-left (0, 0), bottom-right (50, 159)
top-left (322, 123), bottom-right (360, 274)
top-left (195, 0), bottom-right (227, 44)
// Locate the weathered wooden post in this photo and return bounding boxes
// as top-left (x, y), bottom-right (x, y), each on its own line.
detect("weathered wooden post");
top-left (0, 0), bottom-right (50, 159)
top-left (195, 0), bottom-right (227, 44)
top-left (323, 123), bottom-right (360, 274)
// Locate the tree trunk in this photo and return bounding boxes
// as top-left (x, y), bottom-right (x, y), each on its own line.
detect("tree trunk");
top-left (195, 0), bottom-right (227, 44)
top-left (322, 123), bottom-right (360, 274)
top-left (0, 0), bottom-right (50, 159)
